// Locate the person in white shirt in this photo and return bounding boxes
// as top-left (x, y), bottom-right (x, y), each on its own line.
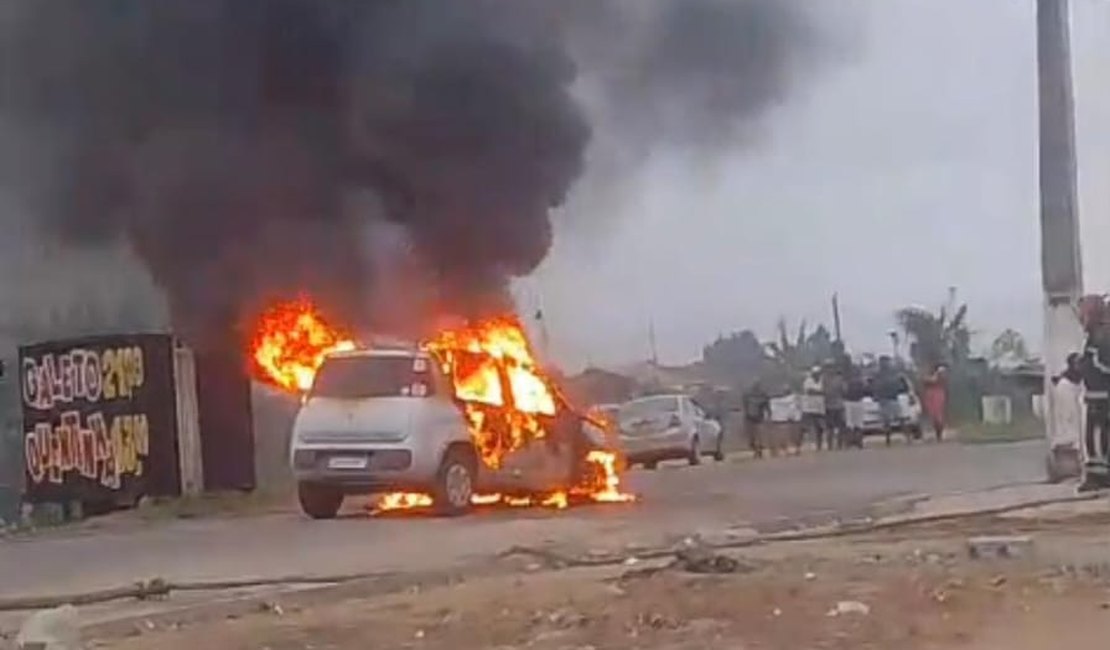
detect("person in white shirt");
top-left (1049, 353), bottom-right (1084, 482)
top-left (801, 367), bottom-right (827, 450)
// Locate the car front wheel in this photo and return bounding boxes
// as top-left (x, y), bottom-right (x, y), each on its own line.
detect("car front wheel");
top-left (298, 482), bottom-right (343, 520)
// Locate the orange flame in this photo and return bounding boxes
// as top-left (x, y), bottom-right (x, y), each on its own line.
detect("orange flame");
top-left (376, 492), bottom-right (434, 511)
top-left (249, 298), bottom-right (356, 392)
top-left (580, 450), bottom-right (634, 503)
top-left (424, 315), bottom-right (557, 469)
top-left (374, 491), bottom-right (570, 513)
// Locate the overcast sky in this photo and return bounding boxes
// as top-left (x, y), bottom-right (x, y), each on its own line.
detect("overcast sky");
top-left (526, 0), bottom-right (1110, 371)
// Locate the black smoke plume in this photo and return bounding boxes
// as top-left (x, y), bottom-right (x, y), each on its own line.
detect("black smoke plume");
top-left (0, 0), bottom-right (819, 347)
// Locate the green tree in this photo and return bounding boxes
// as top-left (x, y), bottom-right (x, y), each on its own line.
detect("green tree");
top-left (990, 329), bottom-right (1030, 363)
top-left (763, 320), bottom-right (836, 390)
top-left (897, 302), bottom-right (981, 422)
top-left (896, 304), bottom-right (970, 370)
top-left (702, 329), bottom-right (767, 386)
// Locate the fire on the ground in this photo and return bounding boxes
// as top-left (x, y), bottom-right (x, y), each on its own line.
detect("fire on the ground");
top-left (249, 298), bottom-right (633, 510)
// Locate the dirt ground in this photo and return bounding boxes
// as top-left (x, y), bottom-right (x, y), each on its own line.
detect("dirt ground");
top-left (86, 511), bottom-right (1110, 650)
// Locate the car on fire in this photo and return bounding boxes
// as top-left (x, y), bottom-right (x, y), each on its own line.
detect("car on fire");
top-left (615, 394), bottom-right (724, 469)
top-left (289, 347), bottom-right (609, 519)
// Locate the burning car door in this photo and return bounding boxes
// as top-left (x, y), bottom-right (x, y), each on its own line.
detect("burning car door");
top-left (444, 349), bottom-right (575, 495)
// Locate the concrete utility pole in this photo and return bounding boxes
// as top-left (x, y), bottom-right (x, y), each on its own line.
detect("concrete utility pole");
top-left (1037, 0), bottom-right (1085, 442)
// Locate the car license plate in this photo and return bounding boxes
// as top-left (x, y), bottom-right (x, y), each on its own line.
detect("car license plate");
top-left (328, 456), bottom-right (368, 470)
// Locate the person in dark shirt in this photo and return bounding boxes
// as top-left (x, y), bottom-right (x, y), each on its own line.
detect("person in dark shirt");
top-left (873, 356), bottom-right (904, 446)
top-left (823, 364), bottom-right (847, 449)
top-left (1079, 296), bottom-right (1110, 492)
top-left (742, 381), bottom-right (771, 459)
top-left (842, 367), bottom-right (867, 449)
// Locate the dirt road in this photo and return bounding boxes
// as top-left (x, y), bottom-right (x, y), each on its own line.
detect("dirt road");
top-left (1, 440), bottom-right (1044, 603)
top-left (93, 506), bottom-right (1110, 650)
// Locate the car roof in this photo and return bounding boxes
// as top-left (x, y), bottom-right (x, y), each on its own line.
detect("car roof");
top-left (625, 394), bottom-right (684, 404)
top-left (590, 403), bottom-right (620, 413)
top-left (325, 347), bottom-right (428, 361)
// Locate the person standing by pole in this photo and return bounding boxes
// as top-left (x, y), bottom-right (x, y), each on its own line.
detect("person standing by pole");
top-left (1079, 296), bottom-right (1110, 491)
top-left (1048, 352), bottom-right (1084, 482)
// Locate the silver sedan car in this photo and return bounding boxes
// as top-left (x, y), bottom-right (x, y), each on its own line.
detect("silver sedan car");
top-left (616, 394), bottom-right (724, 469)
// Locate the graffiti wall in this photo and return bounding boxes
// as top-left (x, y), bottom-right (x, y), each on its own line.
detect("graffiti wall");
top-left (20, 334), bottom-right (181, 504)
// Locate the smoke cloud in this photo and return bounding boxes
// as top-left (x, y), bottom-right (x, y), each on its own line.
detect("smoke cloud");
top-left (0, 0), bottom-right (821, 347)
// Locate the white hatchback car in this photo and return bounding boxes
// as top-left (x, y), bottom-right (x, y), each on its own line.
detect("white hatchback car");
top-left (616, 394), bottom-right (724, 469)
top-left (857, 376), bottom-right (923, 440)
top-left (290, 348), bottom-right (596, 518)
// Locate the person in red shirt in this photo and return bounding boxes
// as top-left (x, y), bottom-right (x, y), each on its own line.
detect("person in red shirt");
top-left (921, 363), bottom-right (948, 441)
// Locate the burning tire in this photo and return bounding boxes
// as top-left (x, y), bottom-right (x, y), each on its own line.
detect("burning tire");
top-left (434, 447), bottom-right (476, 517)
top-left (298, 482), bottom-right (343, 520)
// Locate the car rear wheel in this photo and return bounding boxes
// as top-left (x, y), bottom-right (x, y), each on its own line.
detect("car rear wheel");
top-left (298, 482), bottom-right (343, 520)
top-left (688, 437), bottom-right (702, 466)
top-left (434, 448), bottom-right (476, 517)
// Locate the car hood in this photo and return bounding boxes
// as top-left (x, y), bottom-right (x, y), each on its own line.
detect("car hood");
top-left (295, 396), bottom-right (413, 443)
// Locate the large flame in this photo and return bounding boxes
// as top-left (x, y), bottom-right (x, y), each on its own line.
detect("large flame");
top-left (424, 315), bottom-right (557, 469)
top-left (248, 299), bottom-right (632, 510)
top-left (421, 315), bottom-right (632, 508)
top-left (249, 298), bottom-right (356, 392)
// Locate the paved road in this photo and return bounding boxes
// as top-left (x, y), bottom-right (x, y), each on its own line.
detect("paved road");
top-left (1, 440), bottom-right (1045, 600)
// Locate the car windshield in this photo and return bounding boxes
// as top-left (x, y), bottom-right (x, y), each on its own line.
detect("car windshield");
top-left (311, 355), bottom-right (434, 399)
top-left (619, 397), bottom-right (679, 422)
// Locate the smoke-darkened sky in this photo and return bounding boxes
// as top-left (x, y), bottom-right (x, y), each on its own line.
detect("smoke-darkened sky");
top-left (1, 1), bottom-right (1106, 370)
top-left (527, 0), bottom-right (1110, 369)
top-left (0, 0), bottom-right (817, 348)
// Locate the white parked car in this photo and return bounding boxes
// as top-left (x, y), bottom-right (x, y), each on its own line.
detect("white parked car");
top-left (616, 394), bottom-right (724, 469)
top-left (289, 348), bottom-right (598, 519)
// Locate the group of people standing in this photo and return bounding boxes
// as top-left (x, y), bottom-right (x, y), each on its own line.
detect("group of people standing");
top-left (798, 363), bottom-right (850, 450)
top-left (740, 349), bottom-right (950, 457)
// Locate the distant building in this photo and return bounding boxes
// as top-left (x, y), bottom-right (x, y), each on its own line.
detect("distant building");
top-left (562, 368), bottom-right (638, 407)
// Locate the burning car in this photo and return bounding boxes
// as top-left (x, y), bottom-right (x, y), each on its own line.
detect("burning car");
top-left (290, 347), bottom-right (609, 518)
top-left (254, 300), bottom-right (631, 518)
